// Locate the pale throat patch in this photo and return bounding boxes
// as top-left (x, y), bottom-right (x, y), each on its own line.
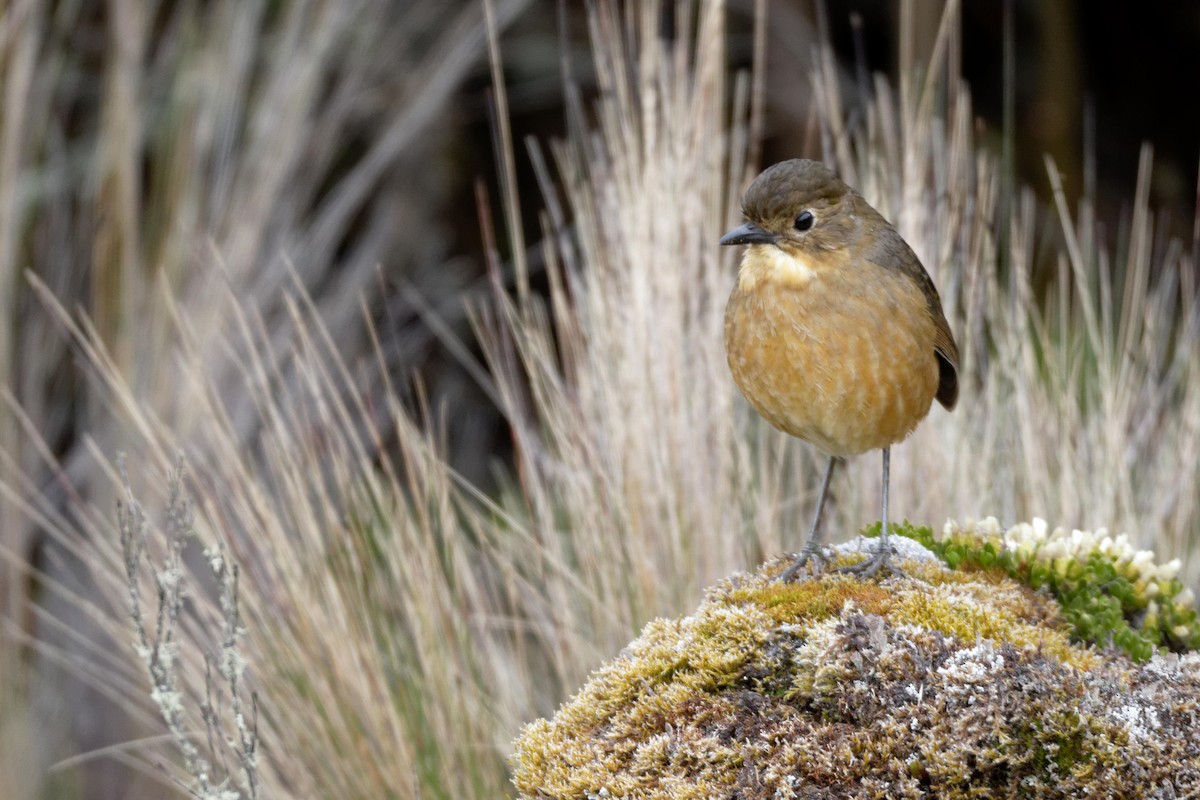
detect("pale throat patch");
top-left (737, 244), bottom-right (819, 290)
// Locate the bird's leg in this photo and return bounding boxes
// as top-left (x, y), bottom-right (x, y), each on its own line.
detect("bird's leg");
top-left (838, 447), bottom-right (904, 578)
top-left (778, 455), bottom-right (839, 581)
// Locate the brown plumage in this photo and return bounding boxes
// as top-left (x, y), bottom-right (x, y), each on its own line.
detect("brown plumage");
top-left (721, 159), bottom-right (958, 578)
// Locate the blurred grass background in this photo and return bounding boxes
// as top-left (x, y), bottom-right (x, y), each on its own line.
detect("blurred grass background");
top-left (0, 1), bottom-right (1197, 798)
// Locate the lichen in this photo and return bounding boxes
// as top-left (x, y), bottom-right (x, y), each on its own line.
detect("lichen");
top-left (511, 534), bottom-right (1200, 799)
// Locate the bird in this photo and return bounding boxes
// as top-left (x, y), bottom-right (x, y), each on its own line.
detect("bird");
top-left (720, 159), bottom-right (958, 579)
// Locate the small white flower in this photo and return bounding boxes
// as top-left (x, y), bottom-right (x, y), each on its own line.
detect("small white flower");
top-left (1040, 540), bottom-right (1068, 561)
top-left (1131, 550), bottom-right (1156, 574)
top-left (1157, 558), bottom-right (1182, 581)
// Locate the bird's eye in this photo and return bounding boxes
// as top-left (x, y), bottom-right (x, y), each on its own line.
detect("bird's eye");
top-left (794, 211), bottom-right (815, 232)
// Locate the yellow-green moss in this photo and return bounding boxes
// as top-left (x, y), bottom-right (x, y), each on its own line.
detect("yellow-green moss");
top-left (727, 574), bottom-right (894, 627)
top-left (512, 553), bottom-right (1200, 799)
top-left (891, 586), bottom-right (1097, 670)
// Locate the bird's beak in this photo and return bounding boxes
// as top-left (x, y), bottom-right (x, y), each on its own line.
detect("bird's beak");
top-left (719, 222), bottom-right (777, 246)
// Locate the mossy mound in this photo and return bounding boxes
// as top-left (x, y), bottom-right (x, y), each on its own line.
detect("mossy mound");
top-left (512, 555), bottom-right (1200, 799)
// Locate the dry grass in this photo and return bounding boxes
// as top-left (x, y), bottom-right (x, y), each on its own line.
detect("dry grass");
top-left (0, 0), bottom-right (530, 795)
top-left (0, 0), bottom-right (1197, 798)
top-left (797, 3), bottom-right (1200, 564)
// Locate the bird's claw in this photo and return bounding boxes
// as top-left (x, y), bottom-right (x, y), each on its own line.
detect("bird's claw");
top-left (778, 546), bottom-right (830, 582)
top-left (835, 541), bottom-right (905, 579)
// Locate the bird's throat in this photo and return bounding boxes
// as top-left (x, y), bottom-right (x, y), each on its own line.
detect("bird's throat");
top-left (736, 245), bottom-right (822, 292)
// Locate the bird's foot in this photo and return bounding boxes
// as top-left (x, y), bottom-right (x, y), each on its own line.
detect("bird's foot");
top-left (778, 545), bottom-right (829, 582)
top-left (835, 539), bottom-right (905, 579)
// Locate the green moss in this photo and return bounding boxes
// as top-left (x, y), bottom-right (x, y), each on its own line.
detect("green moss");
top-left (878, 519), bottom-right (1200, 662)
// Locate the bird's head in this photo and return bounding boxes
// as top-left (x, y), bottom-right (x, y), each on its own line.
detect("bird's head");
top-left (719, 159), bottom-right (861, 263)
